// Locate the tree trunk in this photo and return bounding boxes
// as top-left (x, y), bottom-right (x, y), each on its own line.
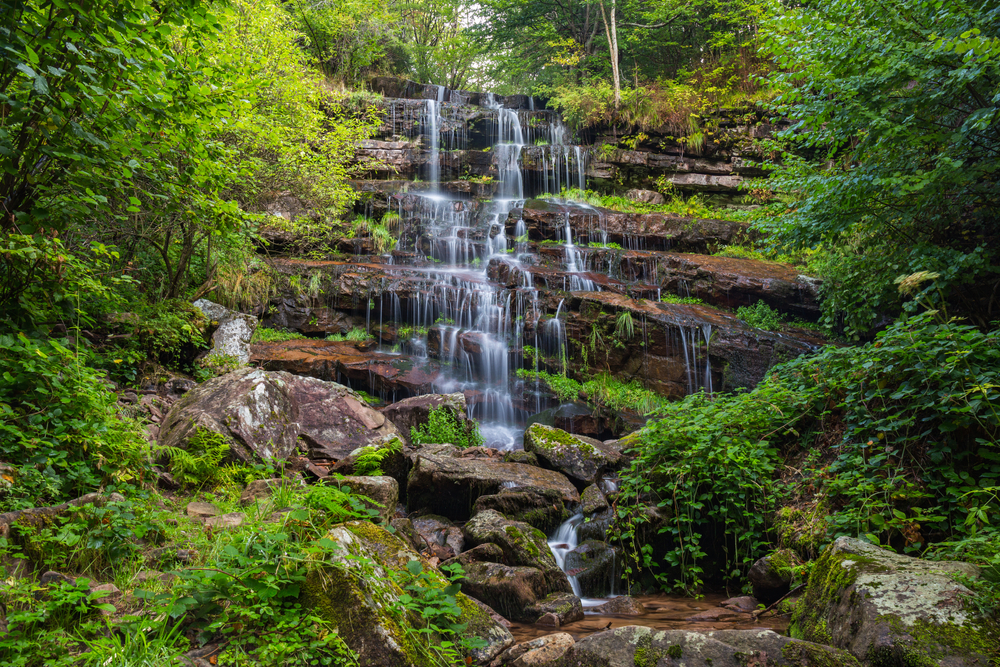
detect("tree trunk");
top-left (600, 0), bottom-right (621, 110)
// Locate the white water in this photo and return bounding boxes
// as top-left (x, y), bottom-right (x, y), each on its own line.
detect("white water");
top-left (547, 513), bottom-right (612, 608)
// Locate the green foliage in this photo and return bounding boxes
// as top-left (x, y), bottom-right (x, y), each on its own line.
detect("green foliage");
top-left (517, 370), bottom-right (667, 415)
top-left (660, 295), bottom-right (704, 305)
top-left (619, 312), bottom-right (1000, 593)
top-left (736, 301), bottom-right (786, 331)
top-left (394, 560), bottom-right (487, 665)
top-left (410, 407), bottom-right (484, 448)
top-left (0, 334), bottom-right (148, 507)
top-left (326, 328), bottom-right (374, 342)
top-left (354, 438), bottom-right (404, 476)
top-left (542, 188), bottom-right (741, 221)
top-left (160, 428), bottom-right (233, 490)
top-left (253, 328), bottom-right (311, 343)
top-left (758, 0), bottom-right (1000, 334)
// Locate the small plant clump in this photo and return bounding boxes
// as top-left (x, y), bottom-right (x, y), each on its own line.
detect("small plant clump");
top-left (410, 407), bottom-right (484, 448)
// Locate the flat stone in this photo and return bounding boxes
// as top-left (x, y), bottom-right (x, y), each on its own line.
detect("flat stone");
top-left (590, 596), bottom-right (646, 615)
top-left (186, 502), bottom-right (219, 518)
top-left (204, 512), bottom-right (244, 529)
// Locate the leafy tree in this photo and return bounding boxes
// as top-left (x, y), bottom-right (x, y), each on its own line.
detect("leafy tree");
top-left (397, 0), bottom-right (481, 90)
top-left (758, 0), bottom-right (1000, 335)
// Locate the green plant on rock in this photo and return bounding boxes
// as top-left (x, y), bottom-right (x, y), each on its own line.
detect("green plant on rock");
top-left (393, 560), bottom-right (487, 666)
top-left (326, 328), bottom-right (373, 342)
top-left (252, 328), bottom-right (310, 343)
top-left (410, 408), bottom-right (483, 448)
top-left (354, 438), bottom-right (403, 476)
top-left (736, 301), bottom-right (786, 331)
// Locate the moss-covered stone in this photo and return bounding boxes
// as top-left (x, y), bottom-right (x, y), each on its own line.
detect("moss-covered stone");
top-left (304, 521), bottom-right (512, 666)
top-left (523, 423), bottom-right (624, 485)
top-left (790, 536), bottom-right (997, 667)
top-left (464, 509), bottom-right (570, 593)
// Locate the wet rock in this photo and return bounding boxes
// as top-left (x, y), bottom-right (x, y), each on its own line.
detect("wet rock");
top-left (534, 612), bottom-right (560, 628)
top-left (748, 548), bottom-right (800, 604)
top-left (590, 596), bottom-right (646, 615)
top-left (791, 536), bottom-right (996, 667)
top-left (251, 338), bottom-right (442, 396)
top-left (685, 607), bottom-right (747, 622)
top-left (495, 632), bottom-right (574, 667)
top-left (411, 514), bottom-right (456, 550)
top-left (578, 508), bottom-right (613, 542)
top-left (442, 543), bottom-right (506, 568)
top-left (580, 485), bottom-right (609, 516)
top-left (463, 510), bottom-right (570, 594)
top-left (186, 502), bottom-right (219, 518)
top-left (406, 454), bottom-right (579, 521)
top-left (381, 392), bottom-right (473, 441)
top-left (504, 450), bottom-right (539, 466)
top-left (389, 518), bottom-right (428, 552)
top-left (305, 521), bottom-right (513, 666)
top-left (557, 626), bottom-right (860, 667)
top-left (473, 489), bottom-right (570, 532)
top-left (158, 368), bottom-right (400, 464)
top-left (721, 595), bottom-right (758, 612)
top-left (193, 299), bottom-right (257, 366)
top-left (335, 476), bottom-right (398, 524)
top-left (523, 424), bottom-right (624, 487)
top-left (460, 561), bottom-right (551, 623)
top-left (563, 540), bottom-right (620, 598)
top-left (525, 592), bottom-right (584, 626)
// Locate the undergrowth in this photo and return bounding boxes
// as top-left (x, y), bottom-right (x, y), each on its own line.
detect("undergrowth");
top-left (410, 407), bottom-right (484, 448)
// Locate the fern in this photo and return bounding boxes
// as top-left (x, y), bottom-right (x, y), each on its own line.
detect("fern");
top-left (160, 427), bottom-right (230, 488)
top-left (354, 438), bottom-right (403, 476)
top-left (306, 482), bottom-right (382, 528)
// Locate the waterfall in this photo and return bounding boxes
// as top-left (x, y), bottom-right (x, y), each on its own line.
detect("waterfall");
top-left (424, 99), bottom-right (441, 187)
top-left (547, 513), bottom-right (583, 597)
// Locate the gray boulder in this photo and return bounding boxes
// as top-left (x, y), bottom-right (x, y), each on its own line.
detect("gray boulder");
top-left (580, 484), bottom-right (609, 516)
top-left (406, 454), bottom-right (579, 520)
top-left (590, 596), bottom-right (645, 615)
top-left (473, 489), bottom-right (570, 532)
top-left (523, 424), bottom-right (624, 486)
top-left (194, 299), bottom-right (257, 365)
top-left (460, 561), bottom-right (551, 623)
top-left (158, 368), bottom-right (400, 464)
top-left (304, 521), bottom-right (513, 666)
top-left (625, 189), bottom-right (665, 205)
top-left (790, 536), bottom-right (997, 667)
top-left (555, 625), bottom-right (860, 667)
top-left (497, 633), bottom-right (574, 667)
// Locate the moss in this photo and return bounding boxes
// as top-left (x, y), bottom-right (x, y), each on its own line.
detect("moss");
top-left (789, 545), bottom-right (863, 644)
top-left (503, 524), bottom-right (541, 558)
top-left (867, 615), bottom-right (1000, 667)
top-left (527, 423), bottom-right (597, 457)
top-left (781, 642), bottom-right (861, 667)
top-left (667, 644), bottom-right (683, 659)
top-left (633, 632), bottom-right (666, 667)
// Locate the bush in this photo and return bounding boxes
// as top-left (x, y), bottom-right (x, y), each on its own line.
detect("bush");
top-left (0, 334), bottom-right (149, 507)
top-left (736, 301), bottom-right (786, 331)
top-left (410, 407), bottom-right (483, 448)
top-left (618, 312), bottom-right (1000, 593)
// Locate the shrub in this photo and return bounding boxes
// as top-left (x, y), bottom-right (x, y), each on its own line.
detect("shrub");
top-left (736, 301), bottom-right (786, 331)
top-left (410, 407), bottom-right (483, 448)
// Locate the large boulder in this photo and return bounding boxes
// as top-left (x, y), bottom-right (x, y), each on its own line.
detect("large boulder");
top-left (407, 454), bottom-right (580, 520)
top-left (525, 592), bottom-right (584, 626)
top-left (790, 537), bottom-right (997, 667)
top-left (554, 626), bottom-right (860, 667)
top-left (304, 521), bottom-right (513, 666)
top-left (381, 393), bottom-right (474, 441)
top-left (158, 368), bottom-right (400, 464)
top-left (523, 424), bottom-right (624, 486)
top-left (193, 299), bottom-right (257, 365)
top-left (463, 510), bottom-right (570, 593)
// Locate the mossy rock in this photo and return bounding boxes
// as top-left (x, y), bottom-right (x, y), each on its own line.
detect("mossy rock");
top-left (556, 626), bottom-right (860, 667)
top-left (472, 489), bottom-right (569, 532)
top-left (790, 537), bottom-right (997, 667)
top-left (564, 539), bottom-right (621, 598)
top-left (304, 521), bottom-right (513, 666)
top-left (523, 423), bottom-right (624, 486)
top-left (459, 560), bottom-right (550, 623)
top-left (581, 484), bottom-right (609, 516)
top-left (463, 509), bottom-right (570, 594)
